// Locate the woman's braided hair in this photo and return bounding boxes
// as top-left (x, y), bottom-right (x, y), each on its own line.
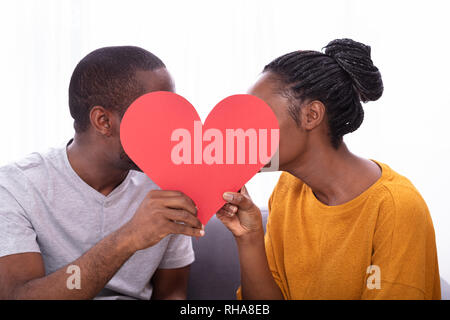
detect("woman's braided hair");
top-left (264, 38), bottom-right (383, 148)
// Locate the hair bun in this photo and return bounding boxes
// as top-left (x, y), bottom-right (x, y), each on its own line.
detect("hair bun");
top-left (324, 38), bottom-right (383, 102)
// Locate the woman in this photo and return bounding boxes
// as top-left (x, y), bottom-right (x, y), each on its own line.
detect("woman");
top-left (216, 39), bottom-right (441, 300)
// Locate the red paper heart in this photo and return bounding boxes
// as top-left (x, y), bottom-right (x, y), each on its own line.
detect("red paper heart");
top-left (120, 92), bottom-right (279, 225)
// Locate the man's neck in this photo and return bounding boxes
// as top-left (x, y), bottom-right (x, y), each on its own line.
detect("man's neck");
top-left (67, 135), bottom-right (129, 196)
top-left (284, 143), bottom-right (381, 206)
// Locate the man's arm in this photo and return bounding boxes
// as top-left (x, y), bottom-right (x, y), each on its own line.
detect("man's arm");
top-left (0, 228), bottom-right (134, 299)
top-left (151, 265), bottom-right (190, 300)
top-left (0, 190), bottom-right (204, 300)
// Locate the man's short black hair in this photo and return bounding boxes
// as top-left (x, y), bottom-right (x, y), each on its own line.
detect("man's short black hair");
top-left (69, 46), bottom-right (165, 132)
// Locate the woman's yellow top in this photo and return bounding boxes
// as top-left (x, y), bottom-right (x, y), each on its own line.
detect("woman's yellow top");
top-left (239, 161), bottom-right (441, 299)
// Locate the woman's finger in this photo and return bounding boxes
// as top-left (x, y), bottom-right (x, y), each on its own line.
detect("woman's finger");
top-left (240, 185), bottom-right (251, 199)
top-left (222, 191), bottom-right (254, 210)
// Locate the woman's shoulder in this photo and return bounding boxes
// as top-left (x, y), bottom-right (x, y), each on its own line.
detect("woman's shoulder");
top-left (267, 171), bottom-right (305, 213)
top-left (374, 161), bottom-right (431, 223)
top-left (376, 162), bottom-right (425, 201)
top-left (273, 171), bottom-right (305, 196)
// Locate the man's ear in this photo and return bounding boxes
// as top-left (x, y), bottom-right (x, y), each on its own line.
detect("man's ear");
top-left (89, 106), bottom-right (113, 137)
top-left (300, 100), bottom-right (326, 131)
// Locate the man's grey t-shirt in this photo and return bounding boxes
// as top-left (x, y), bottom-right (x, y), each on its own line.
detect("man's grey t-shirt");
top-left (0, 146), bottom-right (195, 299)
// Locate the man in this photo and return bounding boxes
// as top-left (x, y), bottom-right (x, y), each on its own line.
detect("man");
top-left (0, 46), bottom-right (204, 299)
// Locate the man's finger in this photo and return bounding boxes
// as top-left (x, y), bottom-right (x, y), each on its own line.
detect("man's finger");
top-left (158, 195), bottom-right (197, 215)
top-left (164, 209), bottom-right (203, 229)
top-left (147, 190), bottom-right (184, 198)
top-left (147, 190), bottom-right (197, 212)
top-left (168, 221), bottom-right (205, 237)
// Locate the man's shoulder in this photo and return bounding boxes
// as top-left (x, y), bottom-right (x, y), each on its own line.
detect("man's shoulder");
top-left (0, 147), bottom-right (63, 193)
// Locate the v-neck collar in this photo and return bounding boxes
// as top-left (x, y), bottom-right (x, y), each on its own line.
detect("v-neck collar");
top-left (62, 142), bottom-right (133, 204)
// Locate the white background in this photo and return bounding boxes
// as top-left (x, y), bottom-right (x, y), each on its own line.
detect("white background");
top-left (0, 0), bottom-right (449, 290)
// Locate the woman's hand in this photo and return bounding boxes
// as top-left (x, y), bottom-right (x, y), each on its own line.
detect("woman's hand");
top-left (216, 186), bottom-right (283, 300)
top-left (216, 186), bottom-right (264, 238)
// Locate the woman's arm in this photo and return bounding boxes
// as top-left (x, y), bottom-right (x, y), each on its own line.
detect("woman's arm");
top-left (216, 187), bottom-right (283, 300)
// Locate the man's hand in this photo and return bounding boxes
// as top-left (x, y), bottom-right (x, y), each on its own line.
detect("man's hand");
top-left (216, 186), bottom-right (263, 239)
top-left (122, 190), bottom-right (204, 251)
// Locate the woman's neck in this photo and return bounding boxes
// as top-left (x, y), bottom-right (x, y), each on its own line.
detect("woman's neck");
top-left (285, 143), bottom-right (381, 206)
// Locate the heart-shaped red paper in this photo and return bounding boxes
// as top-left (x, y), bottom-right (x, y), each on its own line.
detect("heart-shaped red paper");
top-left (120, 92), bottom-right (279, 225)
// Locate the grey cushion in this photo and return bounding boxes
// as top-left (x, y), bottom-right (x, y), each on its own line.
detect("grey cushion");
top-left (441, 278), bottom-right (450, 300)
top-left (187, 210), bottom-right (268, 300)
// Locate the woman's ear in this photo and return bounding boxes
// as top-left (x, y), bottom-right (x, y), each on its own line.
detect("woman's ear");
top-left (300, 100), bottom-right (326, 131)
top-left (89, 106), bottom-right (113, 137)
